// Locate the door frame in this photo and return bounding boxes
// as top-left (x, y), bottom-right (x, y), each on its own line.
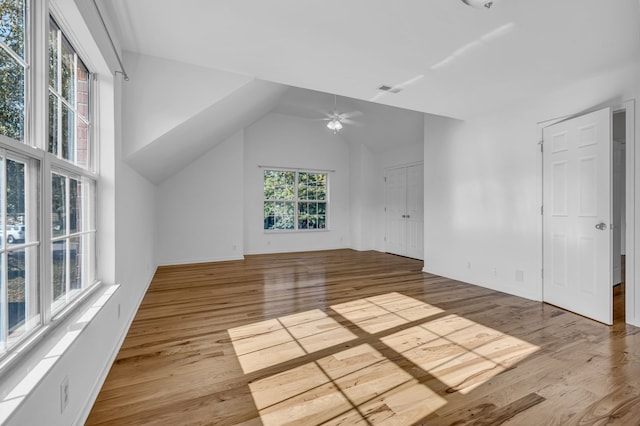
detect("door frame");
top-left (539, 99), bottom-right (636, 326)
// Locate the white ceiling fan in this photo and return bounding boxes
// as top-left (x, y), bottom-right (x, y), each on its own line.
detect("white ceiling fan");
top-left (461, 0), bottom-right (496, 9)
top-left (318, 95), bottom-right (363, 134)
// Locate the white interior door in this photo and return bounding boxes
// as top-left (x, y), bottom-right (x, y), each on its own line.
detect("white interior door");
top-left (406, 164), bottom-right (424, 260)
top-left (543, 107), bottom-right (612, 325)
top-left (385, 167), bottom-right (407, 256)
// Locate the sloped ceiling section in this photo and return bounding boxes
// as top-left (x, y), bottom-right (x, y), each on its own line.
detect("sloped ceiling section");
top-left (107, 0), bottom-right (640, 120)
top-left (121, 53), bottom-right (255, 158)
top-left (126, 79), bottom-right (287, 184)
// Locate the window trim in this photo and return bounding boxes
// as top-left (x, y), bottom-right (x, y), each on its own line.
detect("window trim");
top-left (263, 167), bottom-right (330, 233)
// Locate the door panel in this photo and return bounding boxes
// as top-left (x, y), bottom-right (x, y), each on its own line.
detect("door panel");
top-left (385, 168), bottom-right (407, 256)
top-left (543, 107), bottom-right (612, 324)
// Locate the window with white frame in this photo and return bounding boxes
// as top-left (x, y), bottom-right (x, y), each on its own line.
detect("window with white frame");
top-left (0, 0), bottom-right (99, 358)
top-left (50, 171), bottom-right (95, 313)
top-left (49, 17), bottom-right (91, 169)
top-left (263, 169), bottom-right (328, 231)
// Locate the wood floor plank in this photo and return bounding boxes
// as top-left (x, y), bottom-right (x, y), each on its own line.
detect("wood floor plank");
top-left (86, 249), bottom-right (638, 425)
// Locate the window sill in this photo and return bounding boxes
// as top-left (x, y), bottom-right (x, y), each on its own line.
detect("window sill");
top-left (264, 229), bottom-right (331, 234)
top-left (0, 282), bottom-right (119, 424)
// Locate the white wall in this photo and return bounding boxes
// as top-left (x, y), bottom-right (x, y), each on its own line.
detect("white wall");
top-left (349, 143), bottom-right (376, 251)
top-left (423, 61), bottom-right (640, 304)
top-left (244, 113), bottom-right (351, 254)
top-left (157, 132), bottom-right (244, 265)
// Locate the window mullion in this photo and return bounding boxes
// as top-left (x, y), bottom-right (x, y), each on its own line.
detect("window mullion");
top-left (294, 171), bottom-right (299, 230)
top-left (0, 148), bottom-right (6, 351)
top-left (41, 150), bottom-right (52, 324)
top-left (64, 176), bottom-right (70, 303)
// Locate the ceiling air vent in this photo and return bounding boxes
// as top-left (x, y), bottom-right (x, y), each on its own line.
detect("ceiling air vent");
top-left (378, 85), bottom-right (402, 94)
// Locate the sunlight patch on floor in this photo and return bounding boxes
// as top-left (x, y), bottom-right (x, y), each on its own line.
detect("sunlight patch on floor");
top-left (249, 344), bottom-right (446, 425)
top-left (382, 314), bottom-right (540, 394)
top-left (228, 309), bottom-right (357, 374)
top-left (229, 292), bottom-right (539, 424)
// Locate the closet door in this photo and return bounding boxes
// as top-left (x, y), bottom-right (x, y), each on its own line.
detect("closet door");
top-left (384, 164), bottom-right (424, 260)
top-left (385, 167), bottom-right (407, 256)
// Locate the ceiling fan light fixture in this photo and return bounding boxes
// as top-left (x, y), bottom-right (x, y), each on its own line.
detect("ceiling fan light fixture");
top-left (327, 119), bottom-right (343, 133)
top-left (461, 0), bottom-right (495, 9)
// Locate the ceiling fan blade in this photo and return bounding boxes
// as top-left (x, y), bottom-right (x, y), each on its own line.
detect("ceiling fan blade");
top-left (341, 110), bottom-right (363, 119)
top-left (342, 119), bottom-right (363, 127)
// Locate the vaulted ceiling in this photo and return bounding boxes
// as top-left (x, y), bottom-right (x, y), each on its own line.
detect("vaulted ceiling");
top-left (104, 0), bottom-right (639, 119)
top-left (101, 0), bottom-right (640, 183)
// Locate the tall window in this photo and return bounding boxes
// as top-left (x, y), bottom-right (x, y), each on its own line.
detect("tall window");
top-left (0, 0), bottom-right (27, 141)
top-left (0, 3), bottom-right (99, 358)
top-left (264, 169), bottom-right (328, 231)
top-left (48, 16), bottom-right (96, 314)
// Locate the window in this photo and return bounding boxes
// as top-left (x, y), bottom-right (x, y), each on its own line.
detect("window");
top-left (0, 3), bottom-right (99, 358)
top-left (47, 16), bottom-right (96, 314)
top-left (264, 169), bottom-right (328, 231)
top-left (51, 171), bottom-right (95, 313)
top-left (0, 152), bottom-right (39, 351)
top-left (49, 17), bottom-right (91, 169)
top-left (0, 0), bottom-right (27, 141)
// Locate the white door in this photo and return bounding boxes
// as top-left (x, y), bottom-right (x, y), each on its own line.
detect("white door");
top-left (543, 107), bottom-right (612, 324)
top-left (385, 167), bottom-right (407, 256)
top-left (385, 164), bottom-right (424, 260)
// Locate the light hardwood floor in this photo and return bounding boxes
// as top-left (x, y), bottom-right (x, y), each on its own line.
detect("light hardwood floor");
top-left (87, 250), bottom-right (640, 425)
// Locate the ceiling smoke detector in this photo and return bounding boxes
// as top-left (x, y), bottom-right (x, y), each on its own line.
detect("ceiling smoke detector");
top-left (461, 0), bottom-right (495, 9)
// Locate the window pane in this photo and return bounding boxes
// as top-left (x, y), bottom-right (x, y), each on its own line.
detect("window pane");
top-left (318, 216), bottom-right (326, 229)
top-left (6, 158), bottom-right (24, 235)
top-left (60, 37), bottom-right (75, 105)
top-left (264, 201), bottom-right (275, 230)
top-left (69, 178), bottom-right (79, 234)
top-left (274, 202), bottom-right (294, 230)
top-left (8, 249), bottom-right (25, 335)
top-left (48, 92), bottom-right (58, 154)
top-left (77, 61), bottom-right (89, 119)
top-left (49, 18), bottom-right (59, 90)
top-left (8, 246), bottom-right (38, 342)
top-left (61, 103), bottom-right (74, 161)
top-left (0, 252), bottom-right (5, 350)
top-left (76, 118), bottom-right (89, 169)
top-left (52, 173), bottom-right (66, 237)
top-left (52, 240), bottom-right (67, 304)
top-left (0, 48), bottom-right (24, 141)
top-left (0, 0), bottom-right (25, 59)
top-left (70, 236), bottom-right (81, 290)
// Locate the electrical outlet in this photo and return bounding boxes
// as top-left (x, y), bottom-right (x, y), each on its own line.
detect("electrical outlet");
top-left (117, 303), bottom-right (121, 320)
top-left (60, 376), bottom-right (69, 413)
top-left (516, 270), bottom-right (524, 282)
top-left (467, 261), bottom-right (471, 269)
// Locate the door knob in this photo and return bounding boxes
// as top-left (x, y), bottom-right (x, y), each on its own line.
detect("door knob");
top-left (595, 222), bottom-right (607, 230)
